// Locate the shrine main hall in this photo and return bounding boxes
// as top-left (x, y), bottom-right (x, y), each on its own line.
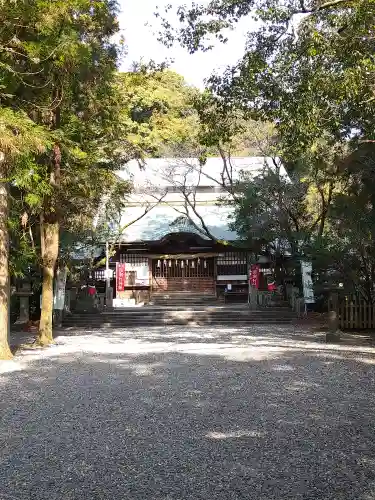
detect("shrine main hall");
top-left (93, 157), bottom-right (287, 306)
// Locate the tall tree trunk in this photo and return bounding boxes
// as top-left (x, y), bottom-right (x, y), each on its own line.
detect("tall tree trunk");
top-left (37, 143), bottom-right (61, 346)
top-left (38, 214), bottom-right (59, 346)
top-left (0, 164), bottom-right (12, 359)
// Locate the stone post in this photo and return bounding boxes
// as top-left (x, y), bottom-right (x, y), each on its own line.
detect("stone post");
top-left (69, 287), bottom-right (77, 311)
top-left (248, 285), bottom-right (258, 310)
top-left (16, 283), bottom-right (32, 324)
top-left (106, 286), bottom-right (113, 309)
top-left (19, 297), bottom-right (29, 323)
top-left (326, 292), bottom-right (340, 342)
top-left (64, 290), bottom-right (71, 313)
top-left (54, 309), bottom-right (63, 328)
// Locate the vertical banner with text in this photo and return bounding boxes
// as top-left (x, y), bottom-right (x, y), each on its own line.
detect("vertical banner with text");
top-left (116, 263), bottom-right (126, 292)
top-left (301, 260), bottom-right (315, 304)
top-left (54, 267), bottom-right (67, 310)
top-left (249, 264), bottom-right (260, 289)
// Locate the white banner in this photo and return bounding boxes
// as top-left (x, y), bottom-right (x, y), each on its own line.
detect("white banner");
top-left (54, 267), bottom-right (67, 310)
top-left (301, 260), bottom-right (315, 304)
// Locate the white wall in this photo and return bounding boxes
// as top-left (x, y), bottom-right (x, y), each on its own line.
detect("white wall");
top-left (117, 202), bottom-right (236, 242)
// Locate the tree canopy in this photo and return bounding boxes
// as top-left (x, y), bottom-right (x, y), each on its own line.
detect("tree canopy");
top-left (117, 68), bottom-right (201, 158)
top-left (0, 0), bottom-right (131, 352)
top-left (159, 0), bottom-right (375, 298)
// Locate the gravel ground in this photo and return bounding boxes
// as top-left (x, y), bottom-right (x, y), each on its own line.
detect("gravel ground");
top-left (1, 324), bottom-right (375, 499)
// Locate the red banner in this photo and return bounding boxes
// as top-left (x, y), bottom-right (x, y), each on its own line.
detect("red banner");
top-left (249, 264), bottom-right (260, 289)
top-left (116, 263), bottom-right (126, 292)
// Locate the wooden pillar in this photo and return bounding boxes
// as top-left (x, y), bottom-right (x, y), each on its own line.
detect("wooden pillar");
top-left (214, 256), bottom-right (218, 298)
top-left (148, 258), bottom-right (153, 299)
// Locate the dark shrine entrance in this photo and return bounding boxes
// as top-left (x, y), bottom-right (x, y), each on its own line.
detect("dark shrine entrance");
top-left (150, 232), bottom-right (217, 294)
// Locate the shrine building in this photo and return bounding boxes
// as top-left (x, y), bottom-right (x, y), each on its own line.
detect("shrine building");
top-left (93, 157), bottom-right (288, 306)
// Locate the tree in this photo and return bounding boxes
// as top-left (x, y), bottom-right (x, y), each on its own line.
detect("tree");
top-left (309, 143), bottom-right (375, 302)
top-left (160, 0), bottom-right (375, 296)
top-left (194, 91), bottom-right (277, 157)
top-left (0, 109), bottom-right (49, 359)
top-left (117, 68), bottom-right (201, 158)
top-left (160, 0), bottom-right (375, 158)
top-left (0, 0), bottom-right (126, 345)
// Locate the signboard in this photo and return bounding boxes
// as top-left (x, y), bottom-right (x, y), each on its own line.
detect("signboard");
top-left (301, 260), bottom-right (315, 304)
top-left (113, 298), bottom-right (135, 308)
top-left (116, 263), bottom-right (126, 292)
top-left (134, 264), bottom-right (149, 286)
top-left (54, 267), bottom-right (67, 310)
top-left (249, 264), bottom-right (260, 289)
top-left (135, 279), bottom-right (149, 286)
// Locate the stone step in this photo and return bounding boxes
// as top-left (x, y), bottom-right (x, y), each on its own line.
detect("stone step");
top-left (151, 290), bottom-right (215, 297)
top-left (68, 306), bottom-right (292, 315)
top-left (152, 294), bottom-right (217, 298)
top-left (64, 312), bottom-right (293, 319)
top-left (152, 295), bottom-right (217, 300)
top-left (150, 301), bottom-right (220, 305)
top-left (63, 307), bottom-right (294, 328)
top-left (151, 297), bottom-right (218, 302)
top-left (64, 315), bottom-right (293, 323)
top-left (148, 293), bottom-right (218, 307)
top-left (62, 319), bottom-right (293, 329)
top-left (63, 312), bottom-right (294, 319)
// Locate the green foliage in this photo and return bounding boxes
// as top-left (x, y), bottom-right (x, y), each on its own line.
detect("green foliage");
top-left (8, 186), bottom-right (38, 276)
top-left (195, 91), bottom-right (277, 157)
top-left (163, 0), bottom-right (375, 296)
top-left (0, 0), bottom-right (130, 272)
top-left (230, 161), bottom-right (310, 254)
top-left (0, 108), bottom-right (50, 277)
top-left (162, 0), bottom-right (375, 156)
top-left (0, 109), bottom-right (50, 160)
top-left (117, 68), bottom-right (201, 157)
top-left (310, 144), bottom-right (375, 300)
top-left (117, 65), bottom-right (278, 160)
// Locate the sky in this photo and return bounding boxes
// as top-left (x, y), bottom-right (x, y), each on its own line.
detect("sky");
top-left (118, 0), bottom-right (250, 89)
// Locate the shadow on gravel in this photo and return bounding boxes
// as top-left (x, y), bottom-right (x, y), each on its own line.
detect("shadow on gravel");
top-left (1, 325), bottom-right (375, 499)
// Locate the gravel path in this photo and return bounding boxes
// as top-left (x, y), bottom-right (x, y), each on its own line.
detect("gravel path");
top-left (1, 325), bottom-right (375, 499)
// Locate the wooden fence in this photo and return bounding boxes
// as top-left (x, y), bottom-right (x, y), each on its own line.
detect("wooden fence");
top-left (330, 296), bottom-right (375, 330)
